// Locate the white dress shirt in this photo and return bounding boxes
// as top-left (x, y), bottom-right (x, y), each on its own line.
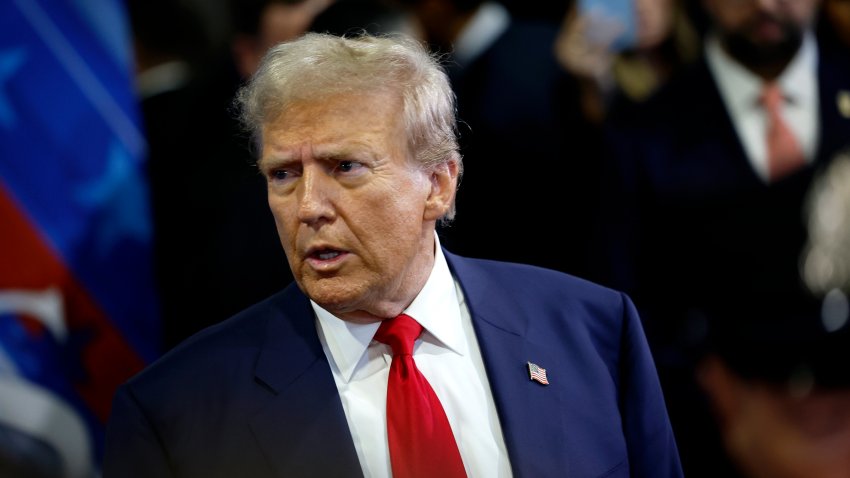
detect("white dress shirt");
top-left (313, 234), bottom-right (513, 478)
top-left (705, 31), bottom-right (820, 182)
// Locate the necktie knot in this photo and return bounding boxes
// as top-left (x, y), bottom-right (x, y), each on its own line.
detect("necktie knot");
top-left (374, 314), bottom-right (422, 356)
top-left (760, 82), bottom-right (785, 112)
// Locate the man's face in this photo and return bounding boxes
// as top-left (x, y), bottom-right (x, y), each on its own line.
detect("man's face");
top-left (703, 0), bottom-right (820, 65)
top-left (259, 92), bottom-right (456, 323)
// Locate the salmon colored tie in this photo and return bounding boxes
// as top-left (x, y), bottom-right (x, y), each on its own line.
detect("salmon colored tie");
top-left (761, 82), bottom-right (805, 182)
top-left (374, 314), bottom-right (467, 478)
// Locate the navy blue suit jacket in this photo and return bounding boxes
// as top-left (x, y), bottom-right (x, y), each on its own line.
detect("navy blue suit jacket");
top-left (103, 251), bottom-right (682, 478)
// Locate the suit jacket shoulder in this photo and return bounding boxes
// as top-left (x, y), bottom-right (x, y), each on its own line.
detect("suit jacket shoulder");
top-left (104, 285), bottom-right (362, 478)
top-left (449, 254), bottom-right (628, 357)
top-left (445, 252), bottom-right (683, 478)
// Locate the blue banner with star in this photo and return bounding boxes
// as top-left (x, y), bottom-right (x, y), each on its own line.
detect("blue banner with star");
top-left (0, 0), bottom-right (160, 476)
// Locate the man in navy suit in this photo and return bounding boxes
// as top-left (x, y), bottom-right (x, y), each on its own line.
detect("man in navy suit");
top-left (103, 32), bottom-right (682, 478)
top-left (598, 0), bottom-right (850, 475)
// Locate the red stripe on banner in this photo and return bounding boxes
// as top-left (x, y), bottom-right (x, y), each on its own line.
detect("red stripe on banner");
top-left (18, 313), bottom-right (49, 338)
top-left (0, 183), bottom-right (147, 423)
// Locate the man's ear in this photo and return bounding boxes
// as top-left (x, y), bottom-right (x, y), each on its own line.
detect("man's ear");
top-left (423, 159), bottom-right (459, 221)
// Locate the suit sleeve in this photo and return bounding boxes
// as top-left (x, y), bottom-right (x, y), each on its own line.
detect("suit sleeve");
top-left (103, 384), bottom-right (174, 478)
top-left (618, 292), bottom-right (684, 478)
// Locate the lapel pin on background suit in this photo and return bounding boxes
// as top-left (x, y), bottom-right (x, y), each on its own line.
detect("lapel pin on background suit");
top-left (838, 91), bottom-right (850, 119)
top-left (527, 361), bottom-right (549, 385)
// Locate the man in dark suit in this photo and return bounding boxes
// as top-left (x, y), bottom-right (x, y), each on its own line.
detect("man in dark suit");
top-left (104, 32), bottom-right (682, 478)
top-left (403, 0), bottom-right (595, 278)
top-left (598, 0), bottom-right (850, 475)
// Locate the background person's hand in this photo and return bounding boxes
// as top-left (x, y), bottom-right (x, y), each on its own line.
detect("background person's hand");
top-left (555, 7), bottom-right (624, 85)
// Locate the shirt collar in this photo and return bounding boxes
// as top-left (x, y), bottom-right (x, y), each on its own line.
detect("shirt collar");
top-left (779, 31), bottom-right (818, 105)
top-left (706, 30), bottom-right (818, 112)
top-left (313, 233), bottom-right (466, 382)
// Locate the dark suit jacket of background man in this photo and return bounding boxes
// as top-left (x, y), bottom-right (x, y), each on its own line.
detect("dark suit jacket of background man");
top-left (103, 250), bottom-right (682, 478)
top-left (436, 16), bottom-right (600, 280)
top-left (596, 44), bottom-right (850, 477)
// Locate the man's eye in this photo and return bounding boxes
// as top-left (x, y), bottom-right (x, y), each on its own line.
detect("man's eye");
top-left (337, 161), bottom-right (363, 173)
top-left (269, 168), bottom-right (298, 183)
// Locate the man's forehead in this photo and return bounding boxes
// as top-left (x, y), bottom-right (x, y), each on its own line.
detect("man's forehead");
top-left (270, 91), bottom-right (400, 128)
top-left (261, 139), bottom-right (381, 161)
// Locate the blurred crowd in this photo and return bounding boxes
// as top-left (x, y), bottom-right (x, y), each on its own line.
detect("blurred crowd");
top-left (129, 0), bottom-right (850, 477)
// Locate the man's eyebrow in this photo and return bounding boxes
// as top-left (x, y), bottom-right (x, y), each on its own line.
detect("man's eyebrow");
top-left (312, 149), bottom-right (349, 160)
top-left (259, 155), bottom-right (298, 169)
top-left (312, 141), bottom-right (378, 160)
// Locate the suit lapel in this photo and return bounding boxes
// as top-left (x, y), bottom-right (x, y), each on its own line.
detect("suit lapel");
top-left (445, 252), bottom-right (569, 478)
top-left (248, 287), bottom-right (363, 478)
top-left (696, 59), bottom-right (765, 187)
top-left (639, 59), bottom-right (763, 196)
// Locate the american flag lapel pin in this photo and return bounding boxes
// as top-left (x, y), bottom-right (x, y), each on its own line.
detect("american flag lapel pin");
top-left (527, 361), bottom-right (549, 385)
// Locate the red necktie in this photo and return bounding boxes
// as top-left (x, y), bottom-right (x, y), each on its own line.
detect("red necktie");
top-left (374, 314), bottom-right (467, 478)
top-left (761, 82), bottom-right (805, 182)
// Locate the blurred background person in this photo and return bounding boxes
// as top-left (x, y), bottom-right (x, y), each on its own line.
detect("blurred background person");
top-left (698, 150), bottom-right (850, 478)
top-left (554, 0), bottom-right (701, 125)
top-left (595, 0), bottom-right (850, 473)
top-left (553, 0), bottom-right (703, 290)
top-left (400, 0), bottom-right (601, 278)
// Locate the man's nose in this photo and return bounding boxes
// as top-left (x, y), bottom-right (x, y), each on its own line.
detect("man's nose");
top-left (296, 167), bottom-right (335, 226)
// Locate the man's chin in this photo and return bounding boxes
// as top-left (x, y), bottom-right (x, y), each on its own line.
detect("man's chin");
top-left (301, 277), bottom-right (361, 313)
